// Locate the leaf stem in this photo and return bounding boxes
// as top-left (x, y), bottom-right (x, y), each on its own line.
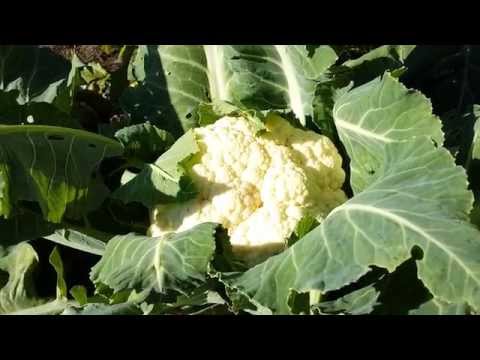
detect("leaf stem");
top-left (6, 299), bottom-right (76, 315)
top-left (309, 290), bottom-right (322, 313)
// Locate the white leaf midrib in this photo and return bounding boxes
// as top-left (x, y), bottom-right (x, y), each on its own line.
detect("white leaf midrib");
top-left (204, 45), bottom-right (230, 101)
top-left (332, 203), bottom-right (480, 287)
top-left (274, 45), bottom-right (305, 125)
top-left (335, 118), bottom-right (394, 143)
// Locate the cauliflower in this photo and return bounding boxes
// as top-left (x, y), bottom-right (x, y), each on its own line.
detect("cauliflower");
top-left (149, 113), bottom-right (347, 264)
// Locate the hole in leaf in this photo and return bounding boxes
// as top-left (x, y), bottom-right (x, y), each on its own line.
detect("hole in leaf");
top-left (288, 290), bottom-right (310, 315)
top-left (186, 113), bottom-right (192, 119)
top-left (411, 245), bottom-right (424, 260)
top-left (48, 135), bottom-right (64, 141)
top-left (167, 71), bottom-right (172, 76)
top-left (88, 143), bottom-right (97, 148)
top-left (368, 169), bottom-right (375, 175)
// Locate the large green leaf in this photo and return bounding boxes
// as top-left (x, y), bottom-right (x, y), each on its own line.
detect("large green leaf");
top-left (112, 129), bottom-right (198, 207)
top-left (0, 243), bottom-right (44, 313)
top-left (115, 122), bottom-right (175, 163)
top-left (0, 89), bottom-right (80, 127)
top-left (0, 125), bottom-right (123, 223)
top-left (90, 222), bottom-right (218, 296)
top-left (0, 46), bottom-right (83, 128)
top-left (227, 74), bottom-right (480, 314)
top-left (45, 228), bottom-right (107, 256)
top-left (121, 45), bottom-right (337, 136)
top-left (0, 46), bottom-right (71, 104)
top-left (314, 284), bottom-right (380, 315)
top-left (410, 299), bottom-right (472, 315)
top-left (333, 73), bottom-right (444, 193)
top-left (121, 46), bottom-right (207, 136)
top-left (213, 45), bottom-right (338, 126)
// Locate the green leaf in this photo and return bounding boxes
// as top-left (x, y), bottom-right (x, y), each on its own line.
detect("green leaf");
top-left (0, 87), bottom-right (81, 128)
top-left (70, 285), bottom-right (88, 306)
top-left (314, 285), bottom-right (380, 315)
top-left (0, 125), bottom-right (123, 223)
top-left (197, 100), bottom-right (267, 132)
top-left (218, 45), bottom-right (338, 126)
top-left (121, 45), bottom-right (337, 136)
top-left (333, 73), bottom-right (444, 193)
top-left (61, 302), bottom-right (143, 315)
top-left (336, 45), bottom-right (416, 87)
top-left (410, 299), bottom-right (472, 315)
top-left (197, 101), bottom-right (240, 126)
top-left (470, 105), bottom-right (480, 160)
top-left (0, 46), bottom-right (83, 128)
top-left (0, 46), bottom-right (71, 105)
top-left (121, 45), bottom-right (206, 137)
top-left (150, 284), bottom-right (227, 315)
top-left (44, 228), bottom-right (107, 256)
top-left (0, 243), bottom-right (44, 313)
top-left (311, 81), bottom-right (338, 139)
top-left (7, 299), bottom-right (73, 315)
top-left (80, 62), bottom-right (110, 94)
top-left (49, 246), bottom-right (67, 299)
top-left (288, 215), bottom-right (319, 247)
top-left (115, 122), bottom-right (175, 163)
top-left (112, 130), bottom-right (199, 207)
top-left (227, 74), bottom-right (480, 314)
top-left (90, 222), bottom-right (218, 296)
top-left (343, 46), bottom-right (416, 68)
top-left (294, 215), bottom-right (319, 239)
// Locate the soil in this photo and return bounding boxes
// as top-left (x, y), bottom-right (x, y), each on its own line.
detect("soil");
top-left (46, 45), bottom-right (125, 73)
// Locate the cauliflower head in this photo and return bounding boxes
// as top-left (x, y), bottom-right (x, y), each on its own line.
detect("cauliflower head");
top-left (150, 114), bottom-right (347, 263)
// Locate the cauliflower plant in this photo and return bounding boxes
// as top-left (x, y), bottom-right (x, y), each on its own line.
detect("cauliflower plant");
top-left (149, 114), bottom-right (347, 263)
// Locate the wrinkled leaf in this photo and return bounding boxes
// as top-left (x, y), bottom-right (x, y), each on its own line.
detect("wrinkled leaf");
top-left (333, 73), bottom-right (444, 193)
top-left (228, 74), bottom-right (480, 314)
top-left (90, 222), bottom-right (218, 296)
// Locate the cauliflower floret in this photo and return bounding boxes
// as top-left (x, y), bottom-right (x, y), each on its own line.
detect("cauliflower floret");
top-left (150, 114), bottom-right (347, 263)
